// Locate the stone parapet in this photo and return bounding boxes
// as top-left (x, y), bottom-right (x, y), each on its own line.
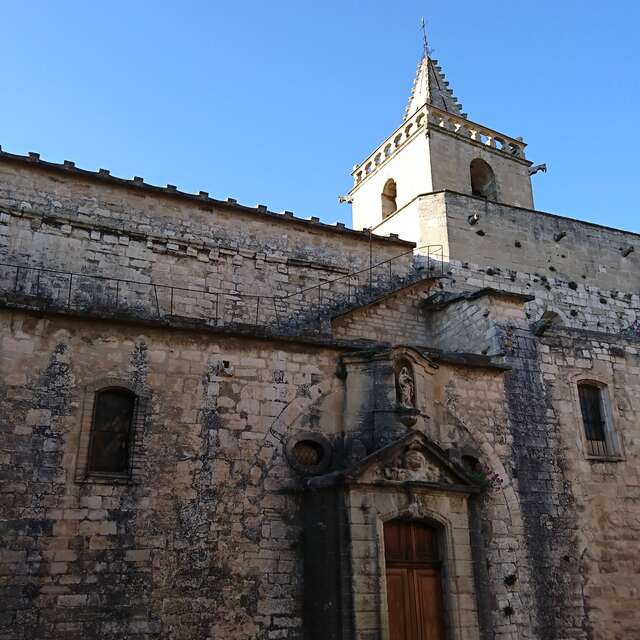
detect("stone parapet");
top-left (351, 104), bottom-right (528, 190)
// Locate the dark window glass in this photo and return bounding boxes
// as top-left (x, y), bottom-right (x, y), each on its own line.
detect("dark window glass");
top-left (88, 389), bottom-right (135, 474)
top-left (578, 384), bottom-right (608, 456)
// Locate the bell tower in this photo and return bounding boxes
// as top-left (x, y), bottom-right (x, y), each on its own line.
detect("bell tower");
top-left (348, 49), bottom-right (534, 234)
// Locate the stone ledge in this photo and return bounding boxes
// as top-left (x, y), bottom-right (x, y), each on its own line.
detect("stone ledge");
top-left (421, 287), bottom-right (534, 311)
top-left (0, 296), bottom-right (386, 351)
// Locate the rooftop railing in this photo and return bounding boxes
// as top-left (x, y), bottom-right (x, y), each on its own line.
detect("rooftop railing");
top-left (0, 245), bottom-right (444, 334)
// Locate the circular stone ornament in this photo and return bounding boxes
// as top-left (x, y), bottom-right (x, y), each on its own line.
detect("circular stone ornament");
top-left (285, 432), bottom-right (332, 475)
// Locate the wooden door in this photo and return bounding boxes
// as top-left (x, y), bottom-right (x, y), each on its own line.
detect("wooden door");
top-left (384, 520), bottom-right (445, 640)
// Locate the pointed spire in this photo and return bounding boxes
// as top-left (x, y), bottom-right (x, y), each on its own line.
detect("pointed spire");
top-left (404, 21), bottom-right (466, 120)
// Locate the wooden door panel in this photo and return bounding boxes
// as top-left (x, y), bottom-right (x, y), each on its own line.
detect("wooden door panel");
top-left (411, 526), bottom-right (436, 563)
top-left (413, 568), bottom-right (445, 640)
top-left (384, 521), bottom-right (445, 640)
top-left (384, 521), bottom-right (407, 563)
top-left (386, 568), bottom-right (416, 640)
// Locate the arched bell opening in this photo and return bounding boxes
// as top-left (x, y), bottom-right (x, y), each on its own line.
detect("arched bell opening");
top-left (381, 178), bottom-right (398, 219)
top-left (470, 158), bottom-right (497, 200)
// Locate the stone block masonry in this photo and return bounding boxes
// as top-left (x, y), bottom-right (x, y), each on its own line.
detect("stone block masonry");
top-left (0, 309), bottom-right (348, 640)
top-left (2, 32), bottom-right (640, 640)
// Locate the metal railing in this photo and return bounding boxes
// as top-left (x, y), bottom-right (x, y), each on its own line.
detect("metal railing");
top-left (0, 245), bottom-right (444, 332)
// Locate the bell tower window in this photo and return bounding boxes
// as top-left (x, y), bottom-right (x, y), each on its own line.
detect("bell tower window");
top-left (381, 179), bottom-right (398, 219)
top-left (470, 159), bottom-right (497, 200)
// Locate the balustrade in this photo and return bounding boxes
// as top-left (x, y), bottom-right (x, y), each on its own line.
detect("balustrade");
top-left (352, 105), bottom-right (526, 186)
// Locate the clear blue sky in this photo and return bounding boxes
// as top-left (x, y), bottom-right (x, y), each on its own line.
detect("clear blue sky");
top-left (2, 1), bottom-right (638, 232)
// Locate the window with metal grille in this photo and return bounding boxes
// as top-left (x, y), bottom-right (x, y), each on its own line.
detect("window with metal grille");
top-left (577, 383), bottom-right (615, 458)
top-left (87, 388), bottom-right (136, 475)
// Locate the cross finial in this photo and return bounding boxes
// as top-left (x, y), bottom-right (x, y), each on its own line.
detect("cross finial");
top-left (420, 17), bottom-right (433, 58)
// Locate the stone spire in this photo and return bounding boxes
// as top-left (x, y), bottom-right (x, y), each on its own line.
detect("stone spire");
top-left (404, 55), bottom-right (466, 120)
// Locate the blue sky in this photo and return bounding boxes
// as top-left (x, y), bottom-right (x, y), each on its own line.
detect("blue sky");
top-left (2, 1), bottom-right (638, 232)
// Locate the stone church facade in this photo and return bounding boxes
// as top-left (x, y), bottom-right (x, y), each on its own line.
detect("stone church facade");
top-left (0, 50), bottom-right (638, 640)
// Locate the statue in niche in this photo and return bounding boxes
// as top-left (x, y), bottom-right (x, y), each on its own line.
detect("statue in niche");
top-left (396, 361), bottom-right (416, 408)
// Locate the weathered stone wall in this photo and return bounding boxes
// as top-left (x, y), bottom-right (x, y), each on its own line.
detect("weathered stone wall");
top-left (0, 308), bottom-right (348, 640)
top-left (540, 327), bottom-right (640, 640)
top-left (418, 191), bottom-right (640, 293)
top-left (0, 158), bottom-right (413, 328)
top-left (427, 129), bottom-right (534, 210)
top-left (375, 189), bottom-right (640, 299)
top-left (331, 281), bottom-right (437, 346)
top-left (500, 325), bottom-right (587, 640)
top-left (1, 151), bottom-right (639, 640)
top-left (422, 292), bottom-right (530, 356)
top-left (327, 267), bottom-right (640, 640)
top-left (446, 259), bottom-right (639, 337)
top-left (429, 361), bottom-right (538, 640)
top-left (431, 279), bottom-right (640, 639)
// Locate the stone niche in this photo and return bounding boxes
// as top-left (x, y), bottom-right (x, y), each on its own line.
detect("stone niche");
top-left (340, 346), bottom-right (438, 460)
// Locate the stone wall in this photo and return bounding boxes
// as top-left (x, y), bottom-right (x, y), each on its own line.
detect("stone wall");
top-left (1, 152), bottom-right (639, 640)
top-left (373, 189), bottom-right (640, 302)
top-left (427, 129), bottom-right (534, 210)
top-left (422, 291), bottom-right (531, 356)
top-left (326, 265), bottom-right (640, 639)
top-left (0, 308), bottom-right (347, 640)
top-left (422, 191), bottom-right (640, 293)
top-left (540, 327), bottom-right (640, 640)
top-left (446, 259), bottom-right (639, 338)
top-left (331, 281), bottom-right (438, 346)
top-left (0, 157), bottom-right (414, 329)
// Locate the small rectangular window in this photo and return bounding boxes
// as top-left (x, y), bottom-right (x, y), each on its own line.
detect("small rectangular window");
top-left (577, 383), bottom-right (619, 458)
top-left (88, 389), bottom-right (136, 475)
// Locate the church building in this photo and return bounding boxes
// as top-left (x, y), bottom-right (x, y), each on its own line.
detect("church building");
top-left (0, 44), bottom-right (638, 640)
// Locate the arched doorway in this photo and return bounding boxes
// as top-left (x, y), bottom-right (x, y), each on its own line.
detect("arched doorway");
top-left (384, 520), bottom-right (445, 639)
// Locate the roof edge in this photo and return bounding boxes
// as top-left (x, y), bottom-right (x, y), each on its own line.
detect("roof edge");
top-left (0, 148), bottom-right (413, 247)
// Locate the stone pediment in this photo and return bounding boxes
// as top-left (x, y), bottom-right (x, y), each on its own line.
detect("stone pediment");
top-left (345, 431), bottom-right (478, 492)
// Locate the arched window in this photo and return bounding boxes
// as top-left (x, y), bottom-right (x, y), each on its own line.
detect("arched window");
top-left (381, 179), bottom-right (397, 219)
top-left (470, 159), bottom-right (497, 200)
top-left (577, 382), bottom-right (621, 458)
top-left (87, 388), bottom-right (136, 475)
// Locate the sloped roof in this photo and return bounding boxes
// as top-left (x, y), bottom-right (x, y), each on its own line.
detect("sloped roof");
top-left (404, 56), bottom-right (466, 120)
